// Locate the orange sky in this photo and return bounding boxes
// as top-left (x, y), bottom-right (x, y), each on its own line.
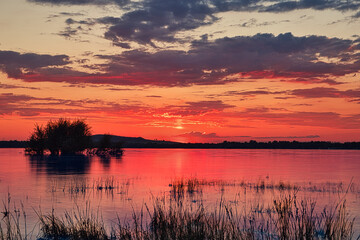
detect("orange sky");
top-left (0, 0), bottom-right (360, 142)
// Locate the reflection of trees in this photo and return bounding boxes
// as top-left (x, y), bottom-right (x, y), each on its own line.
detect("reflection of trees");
top-left (27, 154), bottom-right (123, 175)
top-left (28, 155), bottom-right (91, 175)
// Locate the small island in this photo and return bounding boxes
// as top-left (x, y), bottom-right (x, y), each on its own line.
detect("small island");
top-left (24, 118), bottom-right (123, 157)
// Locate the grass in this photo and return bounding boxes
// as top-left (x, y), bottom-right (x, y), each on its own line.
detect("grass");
top-left (49, 177), bottom-right (131, 196)
top-left (36, 203), bottom-right (107, 240)
top-left (1, 191), bottom-right (358, 240)
top-left (169, 178), bottom-right (203, 198)
top-left (111, 193), bottom-right (357, 239)
top-left (169, 178), bottom-right (359, 197)
top-left (0, 194), bottom-right (31, 240)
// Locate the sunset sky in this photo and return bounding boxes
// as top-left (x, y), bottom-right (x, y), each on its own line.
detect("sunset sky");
top-left (0, 0), bottom-right (360, 142)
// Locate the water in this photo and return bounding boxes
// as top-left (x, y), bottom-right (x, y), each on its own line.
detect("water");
top-left (0, 148), bottom-right (359, 237)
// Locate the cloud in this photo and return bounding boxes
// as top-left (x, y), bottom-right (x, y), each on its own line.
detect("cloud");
top-left (167, 100), bottom-right (234, 116)
top-left (177, 131), bottom-right (224, 139)
top-left (176, 131), bottom-right (319, 142)
top-left (95, 33), bottom-right (359, 86)
top-left (176, 131), bottom-right (251, 142)
top-left (218, 86), bottom-right (360, 101)
top-left (212, 0), bottom-right (360, 13)
top-left (253, 135), bottom-right (320, 139)
top-left (152, 100), bottom-right (234, 117)
top-left (222, 90), bottom-right (286, 97)
top-left (353, 11), bottom-right (360, 18)
top-left (105, 87), bottom-right (137, 91)
top-left (227, 107), bottom-right (360, 129)
top-left (0, 92), bottom-right (143, 117)
top-left (291, 87), bottom-right (360, 99)
top-left (102, 0), bottom-right (217, 47)
top-left (29, 0), bottom-right (129, 6)
top-left (0, 82), bottom-right (39, 90)
top-left (146, 95), bottom-right (162, 98)
top-left (29, 0), bottom-right (360, 46)
top-left (283, 78), bottom-right (344, 85)
top-left (183, 100), bottom-right (234, 112)
top-left (233, 18), bottom-right (290, 28)
top-left (0, 50), bottom-right (70, 79)
top-left (2, 33), bottom-right (359, 87)
top-left (30, 0), bottom-right (360, 13)
top-left (48, 12), bottom-right (85, 20)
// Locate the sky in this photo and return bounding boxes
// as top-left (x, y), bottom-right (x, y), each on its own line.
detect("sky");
top-left (0, 0), bottom-right (360, 142)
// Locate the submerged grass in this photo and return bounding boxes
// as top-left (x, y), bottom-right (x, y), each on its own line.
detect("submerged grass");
top-left (36, 203), bottom-right (107, 240)
top-left (169, 178), bottom-right (359, 197)
top-left (112, 193), bottom-right (356, 240)
top-left (1, 191), bottom-right (358, 240)
top-left (48, 177), bottom-right (131, 197)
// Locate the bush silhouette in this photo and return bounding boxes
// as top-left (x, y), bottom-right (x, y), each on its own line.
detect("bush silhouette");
top-left (95, 134), bottom-right (123, 157)
top-left (26, 119), bottom-right (92, 155)
top-left (28, 124), bottom-right (46, 155)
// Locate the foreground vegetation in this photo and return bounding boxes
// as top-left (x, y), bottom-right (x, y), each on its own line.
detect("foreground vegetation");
top-left (0, 191), bottom-right (357, 240)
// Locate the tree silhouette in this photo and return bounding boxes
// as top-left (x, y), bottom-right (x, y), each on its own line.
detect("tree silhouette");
top-left (27, 124), bottom-right (46, 155)
top-left (26, 118), bottom-right (92, 155)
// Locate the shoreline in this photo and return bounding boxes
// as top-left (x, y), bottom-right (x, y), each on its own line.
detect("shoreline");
top-left (1, 140), bottom-right (360, 150)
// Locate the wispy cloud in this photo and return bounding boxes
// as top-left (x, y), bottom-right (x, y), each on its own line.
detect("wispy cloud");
top-left (227, 107), bottom-right (360, 129)
top-left (176, 131), bottom-right (320, 142)
top-left (291, 87), bottom-right (360, 99)
top-left (0, 82), bottom-right (39, 90)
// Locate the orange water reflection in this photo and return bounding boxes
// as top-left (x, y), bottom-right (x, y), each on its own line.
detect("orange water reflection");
top-left (0, 148), bottom-right (359, 236)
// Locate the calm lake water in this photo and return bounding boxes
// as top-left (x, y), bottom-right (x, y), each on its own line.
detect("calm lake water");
top-left (0, 148), bottom-right (359, 238)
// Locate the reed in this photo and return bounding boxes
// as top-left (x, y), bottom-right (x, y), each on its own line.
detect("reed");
top-left (36, 203), bottom-right (107, 240)
top-left (1, 190), bottom-right (358, 239)
top-left (110, 193), bottom-right (356, 240)
top-left (48, 177), bottom-right (130, 196)
top-left (0, 194), bottom-right (30, 240)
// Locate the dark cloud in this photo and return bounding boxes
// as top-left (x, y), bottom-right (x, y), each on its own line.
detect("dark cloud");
top-left (0, 50), bottom-right (70, 79)
top-left (95, 33), bottom-right (359, 86)
top-left (222, 90), bottom-right (285, 97)
top-left (233, 18), bottom-right (290, 28)
top-left (161, 100), bottom-right (235, 116)
top-left (177, 131), bottom-right (319, 142)
top-left (57, 26), bottom-right (79, 38)
top-left (30, 0), bottom-right (360, 46)
top-left (2, 33), bottom-right (359, 87)
top-left (0, 82), bottom-right (39, 90)
top-left (30, 0), bottom-right (360, 12)
top-left (102, 0), bottom-right (217, 47)
top-left (283, 78), bottom-right (344, 85)
top-left (105, 87), bottom-right (137, 91)
top-left (177, 131), bottom-right (224, 139)
top-left (176, 131), bottom-right (251, 142)
top-left (48, 12), bottom-right (85, 20)
top-left (215, 0), bottom-right (360, 13)
top-left (291, 87), bottom-right (360, 99)
top-left (98, 0), bottom-right (360, 46)
top-left (353, 11), bottom-right (360, 18)
top-left (254, 135), bottom-right (320, 139)
top-left (0, 92), bottom-right (143, 117)
top-left (146, 95), bottom-right (162, 98)
top-left (220, 86), bottom-right (360, 101)
top-left (228, 107), bottom-right (360, 129)
top-left (183, 100), bottom-right (234, 111)
top-left (29, 0), bottom-right (129, 6)
top-left (55, 18), bottom-right (96, 40)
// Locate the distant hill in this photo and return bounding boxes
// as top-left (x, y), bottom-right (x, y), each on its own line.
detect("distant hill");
top-left (91, 134), bottom-right (179, 147)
